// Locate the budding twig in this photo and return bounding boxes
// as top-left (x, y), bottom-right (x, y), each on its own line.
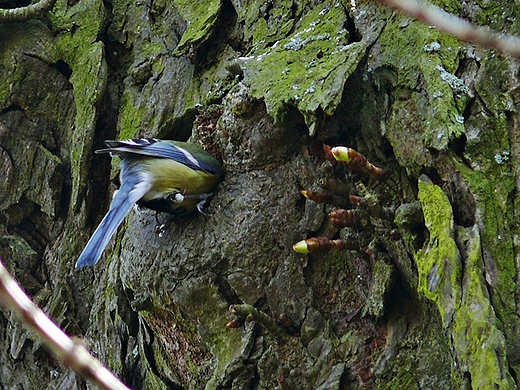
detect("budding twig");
top-left (329, 209), bottom-right (361, 229)
top-left (300, 189), bottom-right (349, 208)
top-left (229, 304), bottom-right (288, 341)
top-left (292, 237), bottom-right (358, 254)
top-left (0, 259), bottom-right (129, 390)
top-left (330, 146), bottom-right (385, 180)
top-left (301, 189), bottom-right (336, 204)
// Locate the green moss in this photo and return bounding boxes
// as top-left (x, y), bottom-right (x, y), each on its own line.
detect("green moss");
top-left (239, 2), bottom-right (366, 135)
top-left (362, 259), bottom-right (393, 317)
top-left (378, 370), bottom-right (418, 390)
top-left (473, 0), bottom-right (520, 34)
top-left (0, 70), bottom-right (10, 107)
top-left (416, 165), bottom-right (515, 387)
top-left (464, 113), bottom-right (510, 168)
top-left (475, 54), bottom-right (514, 114)
top-left (142, 371), bottom-right (169, 390)
top-left (138, 281), bottom-right (246, 388)
top-left (452, 156), bottom-right (518, 349)
top-left (451, 226), bottom-right (515, 389)
top-left (415, 176), bottom-right (461, 326)
top-left (148, 41), bottom-right (166, 58)
top-left (174, 0), bottom-right (222, 54)
top-left (251, 18), bottom-right (268, 44)
top-left (118, 91), bottom-right (146, 140)
top-left (378, 11), bottom-right (465, 172)
top-left (192, 44), bottom-right (241, 106)
top-left (455, 109), bottom-right (517, 355)
top-left (429, 0), bottom-right (461, 14)
top-left (394, 202), bottom-right (424, 254)
top-left (239, 0), bottom-right (303, 47)
top-left (49, 0), bottom-right (107, 212)
top-left (139, 307), bottom-right (206, 385)
top-left (178, 283), bottom-right (246, 388)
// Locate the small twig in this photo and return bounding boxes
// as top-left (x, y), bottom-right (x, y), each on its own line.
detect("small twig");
top-left (376, 0), bottom-right (520, 58)
top-left (300, 189), bottom-right (349, 208)
top-left (327, 146), bottom-right (385, 180)
top-left (0, 259), bottom-right (130, 390)
top-left (229, 304), bottom-right (288, 341)
top-left (0, 0), bottom-right (57, 23)
top-left (293, 237), bottom-right (358, 254)
top-left (329, 208), bottom-right (361, 229)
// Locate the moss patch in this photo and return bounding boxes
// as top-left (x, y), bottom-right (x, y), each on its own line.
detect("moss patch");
top-left (239, 0), bottom-right (303, 47)
top-left (458, 105), bottom-right (518, 366)
top-left (174, 0), bottom-right (222, 54)
top-left (50, 0), bottom-right (107, 211)
top-left (138, 278), bottom-right (248, 389)
top-left (377, 10), bottom-right (465, 173)
top-left (118, 90), bottom-right (147, 140)
top-left (474, 54), bottom-right (514, 114)
top-left (415, 175), bottom-right (461, 326)
top-left (452, 225), bottom-right (515, 389)
top-left (239, 2), bottom-right (366, 135)
top-left (415, 173), bottom-right (514, 387)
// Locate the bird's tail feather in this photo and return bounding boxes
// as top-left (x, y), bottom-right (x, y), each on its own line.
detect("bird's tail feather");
top-left (75, 176), bottom-right (151, 269)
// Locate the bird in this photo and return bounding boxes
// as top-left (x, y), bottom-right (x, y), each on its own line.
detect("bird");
top-left (75, 138), bottom-right (224, 269)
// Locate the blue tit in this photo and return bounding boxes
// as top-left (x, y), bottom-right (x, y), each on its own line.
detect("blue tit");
top-left (75, 138), bottom-right (224, 269)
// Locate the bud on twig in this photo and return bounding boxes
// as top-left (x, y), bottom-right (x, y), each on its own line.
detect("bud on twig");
top-left (329, 209), bottom-right (360, 229)
top-left (301, 189), bottom-right (336, 204)
top-left (330, 146), bottom-right (385, 180)
top-left (292, 237), bottom-right (357, 254)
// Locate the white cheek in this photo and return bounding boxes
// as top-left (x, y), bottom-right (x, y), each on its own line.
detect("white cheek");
top-left (173, 193), bottom-right (185, 203)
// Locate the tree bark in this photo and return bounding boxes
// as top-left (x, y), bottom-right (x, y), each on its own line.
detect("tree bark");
top-left (0, 0), bottom-right (519, 389)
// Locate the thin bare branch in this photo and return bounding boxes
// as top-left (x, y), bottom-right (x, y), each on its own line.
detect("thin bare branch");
top-left (0, 259), bottom-right (130, 390)
top-left (376, 0), bottom-right (520, 58)
top-left (0, 0), bottom-right (57, 23)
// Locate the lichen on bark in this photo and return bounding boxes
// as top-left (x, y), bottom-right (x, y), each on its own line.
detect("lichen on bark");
top-left (416, 175), bottom-right (514, 387)
top-left (238, 2), bottom-right (366, 135)
top-left (415, 175), bottom-right (461, 326)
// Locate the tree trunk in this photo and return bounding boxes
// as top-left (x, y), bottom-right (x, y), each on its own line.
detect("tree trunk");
top-left (0, 0), bottom-right (519, 389)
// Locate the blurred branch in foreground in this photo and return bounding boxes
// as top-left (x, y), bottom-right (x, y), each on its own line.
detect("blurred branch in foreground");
top-left (0, 0), bottom-right (57, 22)
top-left (0, 259), bottom-right (130, 390)
top-left (376, 0), bottom-right (520, 58)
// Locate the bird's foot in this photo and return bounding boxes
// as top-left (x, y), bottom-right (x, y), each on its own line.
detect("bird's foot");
top-left (190, 192), bottom-right (215, 215)
top-left (154, 212), bottom-right (172, 237)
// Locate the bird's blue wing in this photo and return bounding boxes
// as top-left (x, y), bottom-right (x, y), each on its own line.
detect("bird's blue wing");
top-left (96, 138), bottom-right (221, 175)
top-left (75, 170), bottom-right (152, 269)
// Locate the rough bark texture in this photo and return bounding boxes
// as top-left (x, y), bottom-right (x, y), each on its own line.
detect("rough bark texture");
top-left (0, 0), bottom-right (519, 389)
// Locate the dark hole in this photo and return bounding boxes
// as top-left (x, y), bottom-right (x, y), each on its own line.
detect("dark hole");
top-left (50, 60), bottom-right (73, 79)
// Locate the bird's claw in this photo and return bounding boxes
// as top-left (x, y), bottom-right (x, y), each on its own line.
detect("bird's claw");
top-left (197, 199), bottom-right (209, 216)
top-left (192, 192), bottom-right (214, 215)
